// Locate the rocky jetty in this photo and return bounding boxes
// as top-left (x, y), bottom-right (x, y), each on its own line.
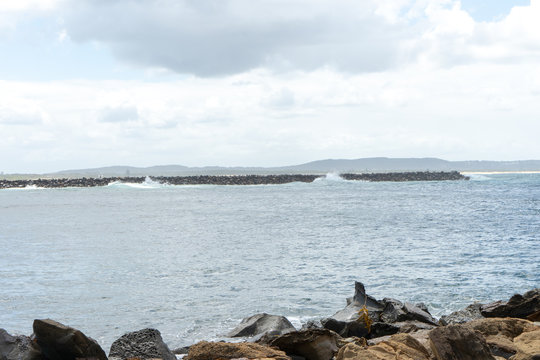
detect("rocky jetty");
top-left (1, 283), bottom-right (538, 360)
top-left (0, 171), bottom-right (468, 189)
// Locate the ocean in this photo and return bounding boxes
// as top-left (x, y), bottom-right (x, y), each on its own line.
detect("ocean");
top-left (0, 173), bottom-right (539, 350)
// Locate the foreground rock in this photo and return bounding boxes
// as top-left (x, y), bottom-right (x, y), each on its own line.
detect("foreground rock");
top-left (482, 289), bottom-right (540, 319)
top-left (259, 328), bottom-right (340, 360)
top-left (465, 318), bottom-right (540, 359)
top-left (0, 329), bottom-right (41, 360)
top-left (108, 328), bottom-right (176, 360)
top-left (337, 333), bottom-right (431, 360)
top-left (429, 324), bottom-right (495, 360)
top-left (322, 282), bottom-right (438, 338)
top-left (439, 303), bottom-right (484, 326)
top-left (227, 313), bottom-right (296, 338)
top-left (185, 340), bottom-right (290, 360)
top-left (32, 319), bottom-right (107, 360)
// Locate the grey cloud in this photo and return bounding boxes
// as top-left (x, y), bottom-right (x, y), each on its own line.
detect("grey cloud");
top-left (62, 0), bottom-right (413, 77)
top-left (0, 109), bottom-right (42, 125)
top-left (99, 106), bottom-right (139, 123)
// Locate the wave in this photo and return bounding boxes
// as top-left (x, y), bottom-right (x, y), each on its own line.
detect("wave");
top-left (314, 172), bottom-right (346, 182)
top-left (107, 176), bottom-right (166, 189)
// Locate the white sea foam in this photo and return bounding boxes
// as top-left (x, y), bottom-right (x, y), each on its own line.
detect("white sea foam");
top-left (107, 176), bottom-right (165, 189)
top-left (314, 172), bottom-right (345, 182)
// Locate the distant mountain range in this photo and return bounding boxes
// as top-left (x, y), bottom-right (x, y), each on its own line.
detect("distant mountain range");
top-left (45, 157), bottom-right (540, 177)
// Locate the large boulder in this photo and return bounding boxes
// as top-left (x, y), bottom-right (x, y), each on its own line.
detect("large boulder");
top-left (481, 289), bottom-right (540, 319)
top-left (321, 282), bottom-right (383, 338)
top-left (428, 324), bottom-right (495, 360)
top-left (512, 329), bottom-right (540, 360)
top-left (465, 318), bottom-right (540, 359)
top-left (380, 298), bottom-right (438, 325)
top-left (227, 313), bottom-right (296, 338)
top-left (0, 329), bottom-right (41, 360)
top-left (330, 282), bottom-right (384, 323)
top-left (185, 341), bottom-right (290, 360)
top-left (336, 333), bottom-right (431, 360)
top-left (32, 319), bottom-right (107, 360)
top-left (260, 328), bottom-right (340, 360)
top-left (439, 303), bottom-right (484, 326)
top-left (108, 328), bottom-right (176, 360)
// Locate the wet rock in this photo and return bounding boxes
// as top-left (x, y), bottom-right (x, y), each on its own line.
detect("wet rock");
top-left (321, 282), bottom-right (383, 338)
top-left (108, 328), bottom-right (175, 360)
top-left (320, 318), bottom-right (369, 338)
top-left (260, 329), bottom-right (340, 360)
top-left (185, 341), bottom-right (290, 360)
top-left (481, 289), bottom-right (540, 319)
top-left (227, 313), bottom-right (296, 338)
top-left (300, 321), bottom-right (322, 331)
top-left (337, 333), bottom-right (431, 360)
top-left (0, 329), bottom-right (42, 360)
top-left (32, 319), bottom-right (107, 360)
top-left (439, 303), bottom-right (484, 326)
top-left (380, 298), bottom-right (438, 325)
top-left (428, 324), bottom-right (495, 360)
top-left (512, 329), bottom-right (540, 360)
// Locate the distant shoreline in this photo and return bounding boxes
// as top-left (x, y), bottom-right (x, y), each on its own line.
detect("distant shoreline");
top-left (462, 171), bottom-right (540, 174)
top-left (0, 171), bottom-right (468, 189)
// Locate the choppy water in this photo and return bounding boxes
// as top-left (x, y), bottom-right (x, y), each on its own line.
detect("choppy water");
top-left (0, 173), bottom-right (539, 350)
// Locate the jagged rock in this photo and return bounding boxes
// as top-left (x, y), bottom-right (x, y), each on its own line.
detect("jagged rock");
top-left (185, 341), bottom-right (290, 360)
top-left (227, 313), bottom-right (296, 338)
top-left (512, 329), bottom-right (540, 360)
top-left (173, 345), bottom-right (190, 355)
top-left (260, 329), bottom-right (340, 360)
top-left (0, 329), bottom-right (42, 360)
top-left (32, 319), bottom-right (107, 360)
top-left (463, 318), bottom-right (540, 359)
top-left (331, 282), bottom-right (384, 322)
top-left (108, 328), bottom-right (175, 360)
top-left (481, 289), bottom-right (540, 319)
top-left (321, 282), bottom-right (383, 338)
top-left (527, 309), bottom-right (540, 322)
top-left (320, 318), bottom-right (369, 338)
top-left (336, 333), bottom-right (431, 360)
top-left (440, 303), bottom-right (484, 325)
top-left (301, 320), bottom-right (322, 331)
top-left (428, 324), bottom-right (495, 360)
top-left (380, 298), bottom-right (438, 325)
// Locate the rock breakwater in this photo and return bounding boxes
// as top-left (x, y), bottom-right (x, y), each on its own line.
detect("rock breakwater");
top-left (0, 171), bottom-right (468, 189)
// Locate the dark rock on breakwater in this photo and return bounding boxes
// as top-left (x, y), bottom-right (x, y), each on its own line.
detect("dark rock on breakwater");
top-left (0, 171), bottom-right (468, 189)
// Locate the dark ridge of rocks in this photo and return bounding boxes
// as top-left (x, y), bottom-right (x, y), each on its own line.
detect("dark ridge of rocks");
top-left (0, 171), bottom-right (468, 189)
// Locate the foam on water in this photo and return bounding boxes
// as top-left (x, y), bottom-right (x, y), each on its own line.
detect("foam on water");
top-left (107, 176), bottom-right (165, 189)
top-left (314, 172), bottom-right (346, 182)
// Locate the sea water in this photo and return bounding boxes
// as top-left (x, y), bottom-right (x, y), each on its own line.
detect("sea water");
top-left (0, 173), bottom-right (539, 350)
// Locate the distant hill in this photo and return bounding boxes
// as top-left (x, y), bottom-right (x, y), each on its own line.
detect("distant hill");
top-left (39, 157), bottom-right (540, 178)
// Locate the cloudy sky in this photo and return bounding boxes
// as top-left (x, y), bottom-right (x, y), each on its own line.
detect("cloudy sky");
top-left (1, 0), bottom-right (539, 173)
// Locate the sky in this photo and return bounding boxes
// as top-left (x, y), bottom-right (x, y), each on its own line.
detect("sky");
top-left (0, 0), bottom-right (538, 173)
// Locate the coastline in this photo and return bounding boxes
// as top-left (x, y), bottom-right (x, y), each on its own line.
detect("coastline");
top-left (0, 171), bottom-right (468, 189)
top-left (2, 283), bottom-right (538, 359)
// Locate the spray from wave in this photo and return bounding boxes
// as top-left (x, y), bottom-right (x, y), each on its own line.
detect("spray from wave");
top-left (107, 176), bottom-right (165, 189)
top-left (314, 172), bottom-right (346, 182)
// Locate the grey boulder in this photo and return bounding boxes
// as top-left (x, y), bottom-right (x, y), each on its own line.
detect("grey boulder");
top-left (32, 319), bottom-right (107, 360)
top-left (0, 329), bottom-right (41, 360)
top-left (108, 328), bottom-right (176, 360)
top-left (481, 288), bottom-right (540, 319)
top-left (227, 313), bottom-right (296, 338)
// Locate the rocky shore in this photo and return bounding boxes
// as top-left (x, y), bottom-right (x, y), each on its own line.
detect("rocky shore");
top-left (0, 171), bottom-right (468, 189)
top-left (1, 282), bottom-right (538, 360)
